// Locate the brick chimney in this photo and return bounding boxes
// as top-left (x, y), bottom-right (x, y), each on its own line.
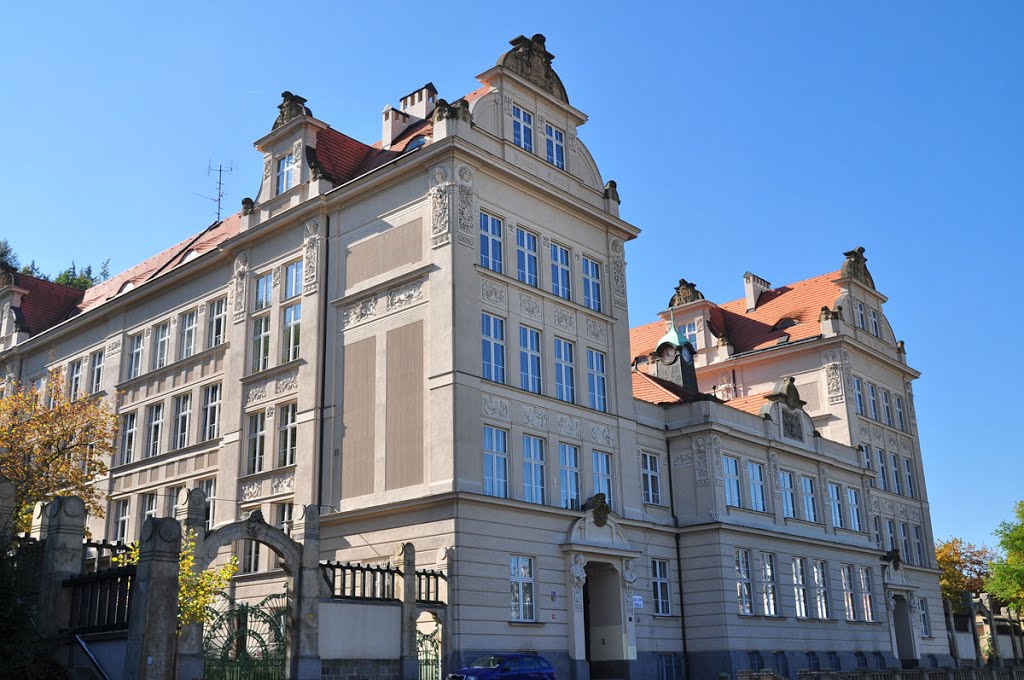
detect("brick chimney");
top-left (743, 271), bottom-right (771, 311)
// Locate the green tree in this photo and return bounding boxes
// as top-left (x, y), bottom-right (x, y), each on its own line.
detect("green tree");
top-left (0, 240), bottom-right (18, 271)
top-left (17, 260), bottom-right (47, 280)
top-left (53, 262), bottom-right (100, 290)
top-left (987, 500), bottom-right (1024, 612)
top-left (935, 537), bottom-right (997, 612)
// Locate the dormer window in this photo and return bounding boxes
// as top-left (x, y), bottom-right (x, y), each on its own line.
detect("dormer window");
top-left (512, 105), bottom-right (533, 153)
top-left (869, 308), bottom-right (880, 337)
top-left (855, 301), bottom-right (866, 330)
top-left (773, 317), bottom-right (798, 330)
top-left (680, 320), bottom-right (698, 348)
top-left (545, 124), bottom-right (565, 170)
top-left (405, 135), bottom-right (427, 151)
top-left (276, 154), bottom-right (297, 195)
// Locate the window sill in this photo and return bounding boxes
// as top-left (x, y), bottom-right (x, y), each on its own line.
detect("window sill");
top-left (477, 379), bottom-right (616, 420)
top-left (116, 342), bottom-right (229, 392)
top-left (508, 620), bottom-right (543, 627)
top-left (242, 357), bottom-right (305, 384)
top-left (476, 266), bottom-right (619, 324)
top-left (794, 617), bottom-right (836, 623)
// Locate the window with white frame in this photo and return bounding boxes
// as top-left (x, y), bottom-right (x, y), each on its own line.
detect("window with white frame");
top-left (146, 403), bottom-right (164, 458)
top-left (275, 153), bottom-right (296, 195)
top-left (254, 273), bottom-right (273, 311)
top-left (855, 301), bottom-right (866, 329)
top-left (812, 560), bottom-right (831, 619)
top-left (202, 383), bottom-right (221, 441)
top-left (779, 470), bottom-right (796, 518)
top-left (867, 383), bottom-right (879, 420)
top-left (241, 539), bottom-right (261, 573)
top-left (900, 522), bottom-right (912, 565)
top-left (247, 412), bottom-right (266, 475)
top-left (251, 315), bottom-right (271, 373)
top-left (919, 598), bottom-right (932, 636)
top-left (172, 394), bottom-right (191, 450)
top-left (828, 483), bottom-right (844, 529)
top-left (519, 325), bottom-right (542, 393)
top-left (761, 552), bottom-right (778, 616)
top-left (550, 243), bottom-right (571, 300)
top-left (481, 313), bottom-right (506, 383)
top-left (582, 257), bottom-right (602, 312)
top-left (114, 499), bottom-right (130, 543)
top-left (201, 478), bottom-right (215, 530)
top-left (876, 448), bottom-right (889, 491)
top-left (723, 456), bottom-right (741, 507)
top-left (593, 451), bottom-right (613, 508)
top-left (523, 435), bottom-right (545, 504)
top-left (895, 396), bottom-right (907, 431)
top-left (68, 360), bottom-right (82, 400)
top-left (273, 502), bottom-right (293, 568)
top-left (127, 334), bottom-right (144, 379)
top-left (652, 559), bottom-right (671, 615)
top-left (853, 377), bottom-right (864, 415)
top-left (869, 308), bottom-right (880, 337)
top-left (120, 412), bottom-right (137, 465)
top-left (881, 390), bottom-right (893, 426)
top-left (166, 485), bottom-right (184, 516)
top-left (793, 557), bottom-right (809, 618)
top-left (483, 426), bottom-right (509, 498)
top-left (180, 310), bottom-right (198, 359)
top-left (736, 549), bottom-right (753, 615)
top-left (545, 124), bottom-right (565, 169)
top-left (886, 519), bottom-right (897, 551)
top-left (848, 488), bottom-right (863, 532)
top-left (642, 452), bottom-right (662, 505)
top-left (278, 402), bottom-right (297, 467)
top-left (509, 555), bottom-right (535, 621)
top-left (749, 462), bottom-right (766, 512)
top-left (801, 475), bottom-right (818, 522)
top-left (891, 453), bottom-right (902, 495)
top-left (511, 105), bottom-right (533, 153)
top-left (841, 564), bottom-right (857, 621)
top-left (554, 338), bottom-right (575, 403)
top-left (153, 322), bottom-right (170, 369)
top-left (207, 297), bottom-right (227, 348)
top-left (873, 517), bottom-right (883, 548)
top-left (559, 444), bottom-right (580, 510)
top-left (284, 260), bottom-right (303, 299)
top-left (859, 567), bottom-right (875, 621)
top-left (679, 321), bottom-right (698, 348)
top-left (587, 349), bottom-right (607, 412)
top-left (142, 493), bottom-right (158, 521)
top-left (89, 350), bottom-right (104, 394)
top-left (479, 211), bottom-right (503, 273)
top-left (515, 228), bottom-right (538, 286)
top-left (282, 302), bottom-right (301, 362)
top-left (913, 525), bottom-right (926, 567)
top-left (904, 458), bottom-right (915, 499)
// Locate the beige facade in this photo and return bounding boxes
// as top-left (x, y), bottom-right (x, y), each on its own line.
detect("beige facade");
top-left (0, 34), bottom-right (951, 679)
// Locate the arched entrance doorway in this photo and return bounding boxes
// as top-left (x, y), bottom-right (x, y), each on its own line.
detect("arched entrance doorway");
top-left (583, 562), bottom-right (625, 679)
top-left (893, 594), bottom-right (917, 668)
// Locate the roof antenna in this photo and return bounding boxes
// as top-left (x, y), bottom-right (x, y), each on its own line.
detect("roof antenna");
top-left (194, 161), bottom-right (234, 222)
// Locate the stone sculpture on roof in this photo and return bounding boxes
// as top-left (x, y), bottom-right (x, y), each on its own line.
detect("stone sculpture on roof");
top-left (498, 34), bottom-right (570, 103)
top-left (273, 91), bottom-right (312, 130)
top-left (668, 278), bottom-right (704, 308)
top-left (841, 246), bottom-right (876, 289)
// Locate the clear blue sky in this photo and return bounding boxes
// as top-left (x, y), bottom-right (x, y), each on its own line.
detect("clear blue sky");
top-left (3, 2), bottom-right (1022, 548)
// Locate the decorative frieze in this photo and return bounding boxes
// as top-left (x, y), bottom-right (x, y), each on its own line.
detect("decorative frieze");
top-left (590, 424), bottom-right (614, 447)
top-left (609, 237), bottom-right (626, 309)
top-left (553, 306), bottom-right (575, 333)
top-left (585, 318), bottom-right (607, 344)
top-left (275, 371), bottom-right (299, 393)
top-left (271, 474), bottom-right (294, 494)
top-left (519, 405), bottom-right (547, 430)
top-left (695, 437), bottom-right (709, 486)
top-left (303, 220), bottom-right (320, 295)
top-left (480, 279), bottom-right (507, 309)
top-left (339, 277), bottom-right (426, 330)
top-left (519, 293), bottom-right (542, 320)
top-left (386, 280), bottom-right (424, 311)
top-left (711, 436), bottom-right (723, 485)
top-left (456, 164), bottom-right (475, 249)
top-left (241, 481), bottom-right (262, 501)
top-left (246, 383), bottom-right (268, 404)
top-left (556, 414), bottom-right (581, 439)
top-left (822, 350), bottom-right (845, 404)
top-left (429, 164), bottom-right (452, 249)
top-left (673, 452), bottom-right (694, 467)
top-left (482, 394), bottom-right (510, 421)
top-left (106, 337), bottom-right (122, 357)
top-left (233, 253), bottom-right (248, 324)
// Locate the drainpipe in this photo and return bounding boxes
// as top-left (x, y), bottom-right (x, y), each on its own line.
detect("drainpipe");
top-left (665, 424), bottom-right (691, 680)
top-left (316, 213), bottom-right (330, 513)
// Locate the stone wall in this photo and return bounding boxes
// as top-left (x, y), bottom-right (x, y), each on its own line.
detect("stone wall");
top-left (320, 658), bottom-right (401, 680)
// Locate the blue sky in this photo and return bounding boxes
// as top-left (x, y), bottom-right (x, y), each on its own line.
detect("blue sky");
top-left (2, 2), bottom-right (1022, 548)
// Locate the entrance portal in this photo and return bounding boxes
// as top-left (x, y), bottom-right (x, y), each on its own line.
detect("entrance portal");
top-left (894, 595), bottom-right (917, 668)
top-left (583, 562), bottom-right (625, 679)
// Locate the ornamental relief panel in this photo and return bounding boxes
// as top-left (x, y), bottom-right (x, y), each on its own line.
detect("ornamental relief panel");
top-left (303, 220), bottom-right (321, 294)
top-left (232, 253), bottom-right (248, 324)
top-left (608, 237), bottom-right (627, 309)
top-left (694, 437), bottom-right (709, 486)
top-left (275, 371), bottom-right (299, 394)
top-left (455, 163), bottom-right (475, 249)
top-left (553, 306), bottom-right (575, 333)
top-left (556, 413), bottom-right (581, 439)
top-left (429, 164), bottom-right (452, 249)
top-left (339, 278), bottom-right (427, 330)
top-left (519, 405), bottom-right (547, 430)
top-left (519, 293), bottom-right (542, 321)
top-left (711, 436), bottom-right (723, 485)
top-left (482, 394), bottom-right (511, 421)
top-left (480, 279), bottom-right (507, 309)
top-left (590, 424), bottom-right (614, 447)
top-left (585, 318), bottom-right (607, 344)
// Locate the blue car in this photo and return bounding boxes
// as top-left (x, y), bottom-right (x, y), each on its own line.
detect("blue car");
top-left (447, 653), bottom-right (556, 679)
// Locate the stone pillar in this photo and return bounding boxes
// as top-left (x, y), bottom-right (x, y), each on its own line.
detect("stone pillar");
top-left (30, 500), bottom-right (50, 539)
top-left (981, 593), bottom-right (1000, 666)
top-left (124, 517), bottom-right (181, 680)
top-left (37, 496), bottom-right (87, 638)
top-left (175, 487), bottom-right (207, 680)
top-left (290, 504), bottom-right (323, 680)
top-left (0, 477), bottom-right (15, 536)
top-left (962, 592), bottom-right (982, 668)
top-left (394, 542), bottom-right (418, 680)
top-left (944, 598), bottom-right (961, 664)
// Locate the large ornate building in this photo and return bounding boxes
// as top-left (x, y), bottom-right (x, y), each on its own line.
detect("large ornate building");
top-left (0, 35), bottom-right (949, 678)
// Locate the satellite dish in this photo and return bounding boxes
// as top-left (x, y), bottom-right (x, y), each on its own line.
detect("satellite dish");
top-left (655, 342), bottom-right (679, 366)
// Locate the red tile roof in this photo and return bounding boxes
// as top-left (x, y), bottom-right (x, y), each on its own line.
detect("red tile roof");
top-left (7, 272), bottom-right (84, 335)
top-left (724, 392), bottom-right (771, 415)
top-left (315, 127), bottom-right (381, 184)
top-left (629, 319), bottom-right (666, 364)
top-left (631, 370), bottom-right (721, 406)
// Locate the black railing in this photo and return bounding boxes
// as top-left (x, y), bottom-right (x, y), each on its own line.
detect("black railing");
top-left (415, 569), bottom-right (446, 605)
top-left (8, 533), bottom-right (45, 605)
top-left (64, 564), bottom-right (135, 633)
top-left (81, 539), bottom-right (131, 573)
top-left (953, 613), bottom-right (972, 632)
top-left (320, 560), bottom-right (399, 601)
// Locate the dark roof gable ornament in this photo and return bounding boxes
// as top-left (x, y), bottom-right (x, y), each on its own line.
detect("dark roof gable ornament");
top-left (582, 493), bottom-right (610, 527)
top-left (272, 91), bottom-right (312, 131)
top-left (498, 34), bottom-right (570, 103)
top-left (841, 246), bottom-right (876, 289)
top-left (668, 278), bottom-right (705, 308)
top-left (766, 376), bottom-right (806, 411)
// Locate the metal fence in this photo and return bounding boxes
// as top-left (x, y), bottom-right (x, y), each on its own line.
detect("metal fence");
top-left (320, 560), bottom-right (400, 601)
top-left (740, 669), bottom-right (1024, 680)
top-left (416, 569), bottom-right (446, 605)
top-left (81, 539), bottom-right (131, 573)
top-left (64, 564), bottom-right (135, 633)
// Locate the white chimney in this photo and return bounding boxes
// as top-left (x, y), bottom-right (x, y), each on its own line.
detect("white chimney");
top-left (401, 82), bottom-right (437, 121)
top-left (743, 271), bottom-right (771, 311)
top-left (382, 106), bottom-right (411, 150)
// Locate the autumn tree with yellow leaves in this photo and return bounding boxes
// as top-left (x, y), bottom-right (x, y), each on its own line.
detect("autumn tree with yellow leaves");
top-left (935, 537), bottom-right (998, 612)
top-left (0, 368), bottom-right (116, 531)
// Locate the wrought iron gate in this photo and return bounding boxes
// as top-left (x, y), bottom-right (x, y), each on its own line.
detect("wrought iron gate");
top-left (417, 627), bottom-right (441, 680)
top-left (203, 593), bottom-right (288, 680)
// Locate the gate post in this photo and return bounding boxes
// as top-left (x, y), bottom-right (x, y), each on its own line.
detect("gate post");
top-left (290, 504), bottom-right (323, 680)
top-left (175, 487), bottom-right (207, 680)
top-left (124, 516), bottom-right (182, 680)
top-left (30, 500), bottom-right (50, 539)
top-left (37, 496), bottom-right (86, 638)
top-left (395, 542), bottom-right (418, 680)
top-left (0, 477), bottom-right (14, 535)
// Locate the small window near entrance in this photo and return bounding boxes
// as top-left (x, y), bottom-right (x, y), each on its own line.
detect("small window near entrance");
top-left (872, 652), bottom-right (886, 669)
top-left (919, 598), bottom-right (932, 637)
top-left (657, 654), bottom-right (681, 680)
top-left (747, 651), bottom-right (764, 671)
